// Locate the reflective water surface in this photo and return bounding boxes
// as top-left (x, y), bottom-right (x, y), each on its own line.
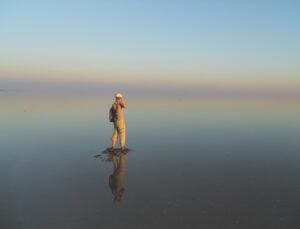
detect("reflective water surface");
top-left (1, 94), bottom-right (300, 229)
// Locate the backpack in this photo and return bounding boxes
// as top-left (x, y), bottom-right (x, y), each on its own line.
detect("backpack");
top-left (109, 104), bottom-right (117, 122)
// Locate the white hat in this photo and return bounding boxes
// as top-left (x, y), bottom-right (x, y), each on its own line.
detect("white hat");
top-left (115, 93), bottom-right (123, 98)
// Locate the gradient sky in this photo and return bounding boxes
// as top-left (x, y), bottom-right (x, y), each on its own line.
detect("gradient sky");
top-left (1, 0), bottom-right (299, 91)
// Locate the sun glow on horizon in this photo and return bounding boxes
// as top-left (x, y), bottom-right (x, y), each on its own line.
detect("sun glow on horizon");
top-left (1, 0), bottom-right (299, 92)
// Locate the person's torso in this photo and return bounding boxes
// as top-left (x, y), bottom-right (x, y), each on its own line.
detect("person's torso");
top-left (112, 103), bottom-right (125, 121)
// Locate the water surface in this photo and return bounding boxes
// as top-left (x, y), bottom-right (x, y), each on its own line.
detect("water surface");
top-left (1, 94), bottom-right (300, 229)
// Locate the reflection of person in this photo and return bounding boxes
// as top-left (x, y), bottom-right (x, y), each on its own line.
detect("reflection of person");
top-left (109, 152), bottom-right (126, 202)
top-left (109, 93), bottom-right (127, 151)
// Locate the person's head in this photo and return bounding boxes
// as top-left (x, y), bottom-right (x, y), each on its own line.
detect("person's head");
top-left (114, 93), bottom-right (123, 102)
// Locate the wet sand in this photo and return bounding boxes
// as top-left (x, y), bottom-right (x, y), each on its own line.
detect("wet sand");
top-left (1, 95), bottom-right (300, 229)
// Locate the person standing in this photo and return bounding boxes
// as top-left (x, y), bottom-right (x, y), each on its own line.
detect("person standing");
top-left (109, 93), bottom-right (127, 150)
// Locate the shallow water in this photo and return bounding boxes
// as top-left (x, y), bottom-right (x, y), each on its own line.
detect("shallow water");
top-left (1, 94), bottom-right (300, 229)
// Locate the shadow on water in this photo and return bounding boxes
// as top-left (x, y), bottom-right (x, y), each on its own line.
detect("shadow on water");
top-left (94, 148), bottom-right (133, 203)
top-left (109, 152), bottom-right (126, 202)
top-left (94, 147), bottom-right (132, 159)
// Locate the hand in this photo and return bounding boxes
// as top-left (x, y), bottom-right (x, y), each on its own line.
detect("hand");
top-left (117, 99), bottom-right (123, 105)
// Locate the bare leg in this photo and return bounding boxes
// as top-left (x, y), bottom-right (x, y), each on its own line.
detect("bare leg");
top-left (112, 138), bottom-right (117, 149)
top-left (111, 127), bottom-right (118, 149)
top-left (120, 127), bottom-right (126, 150)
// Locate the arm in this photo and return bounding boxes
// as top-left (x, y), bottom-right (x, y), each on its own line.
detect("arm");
top-left (116, 99), bottom-right (127, 110)
top-left (119, 99), bottom-right (127, 109)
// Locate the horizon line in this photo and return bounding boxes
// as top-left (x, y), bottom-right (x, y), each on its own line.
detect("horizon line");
top-left (1, 81), bottom-right (299, 100)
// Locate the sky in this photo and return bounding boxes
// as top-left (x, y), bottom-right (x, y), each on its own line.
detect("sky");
top-left (1, 0), bottom-right (300, 94)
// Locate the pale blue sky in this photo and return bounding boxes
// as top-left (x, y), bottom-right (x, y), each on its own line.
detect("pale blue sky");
top-left (1, 0), bottom-right (300, 89)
